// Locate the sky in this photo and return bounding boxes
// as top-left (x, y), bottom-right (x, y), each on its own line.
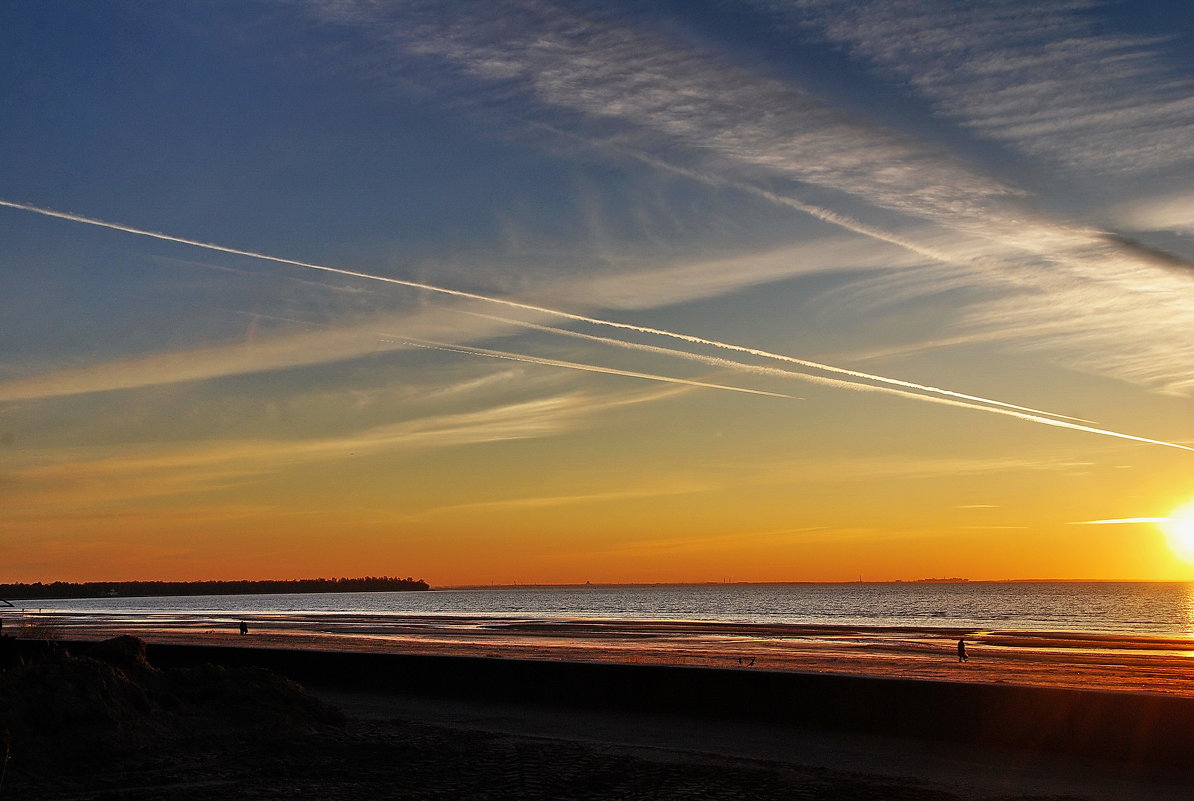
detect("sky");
top-left (2, 0), bottom-right (1194, 584)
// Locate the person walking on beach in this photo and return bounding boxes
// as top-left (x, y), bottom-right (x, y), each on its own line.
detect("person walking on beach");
top-left (239, 621), bottom-right (248, 636)
top-left (957, 638), bottom-right (968, 662)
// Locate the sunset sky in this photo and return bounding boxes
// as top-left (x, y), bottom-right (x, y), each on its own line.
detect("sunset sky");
top-left (3, 0), bottom-right (1194, 584)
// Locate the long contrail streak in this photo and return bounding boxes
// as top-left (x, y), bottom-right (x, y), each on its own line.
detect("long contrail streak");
top-left (0, 199), bottom-right (1082, 422)
top-left (451, 311), bottom-right (1193, 452)
top-left (4, 199), bottom-right (1186, 451)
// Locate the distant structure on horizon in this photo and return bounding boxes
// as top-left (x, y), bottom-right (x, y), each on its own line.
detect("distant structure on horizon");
top-left (912, 577), bottom-right (970, 583)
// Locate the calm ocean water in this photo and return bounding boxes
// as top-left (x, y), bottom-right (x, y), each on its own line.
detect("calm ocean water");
top-left (17, 582), bottom-right (1194, 639)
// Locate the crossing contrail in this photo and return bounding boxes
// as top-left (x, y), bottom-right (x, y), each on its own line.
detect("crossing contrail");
top-left (382, 337), bottom-right (800, 400)
top-left (0, 198), bottom-right (1085, 421)
top-left (4, 199), bottom-right (1186, 452)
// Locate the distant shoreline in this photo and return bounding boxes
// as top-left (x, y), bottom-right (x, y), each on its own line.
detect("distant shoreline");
top-left (4, 577), bottom-right (1186, 601)
top-left (0, 576), bottom-right (429, 601)
top-left (438, 577), bottom-right (1186, 590)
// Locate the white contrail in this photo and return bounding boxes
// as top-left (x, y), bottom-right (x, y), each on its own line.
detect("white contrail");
top-left (2, 200), bottom-right (1184, 451)
top-left (237, 309), bottom-right (797, 400)
top-left (382, 337), bottom-right (800, 400)
top-left (988, 413), bottom-right (1192, 452)
top-left (1069, 517), bottom-right (1172, 525)
top-left (450, 311), bottom-right (1194, 452)
top-left (459, 308), bottom-right (1064, 409)
top-left (0, 198), bottom-right (1086, 423)
top-left (589, 138), bottom-right (975, 275)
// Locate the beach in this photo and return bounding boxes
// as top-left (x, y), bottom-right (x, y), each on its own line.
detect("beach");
top-left (8, 588), bottom-right (1194, 798)
top-left (3, 634), bottom-right (1192, 800)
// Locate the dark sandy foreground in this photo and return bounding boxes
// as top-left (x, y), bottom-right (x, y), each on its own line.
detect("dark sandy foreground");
top-left (314, 690), bottom-right (1193, 801)
top-left (8, 705), bottom-right (1177, 801)
top-left (6, 697), bottom-right (1188, 801)
top-left (2, 638), bottom-right (1190, 800)
top-left (0, 714), bottom-right (1035, 801)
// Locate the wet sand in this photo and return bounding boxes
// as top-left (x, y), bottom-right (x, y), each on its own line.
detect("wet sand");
top-left (46, 612), bottom-right (1194, 697)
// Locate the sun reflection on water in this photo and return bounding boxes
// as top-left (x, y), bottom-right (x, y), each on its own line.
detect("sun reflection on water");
top-left (1180, 581), bottom-right (1194, 640)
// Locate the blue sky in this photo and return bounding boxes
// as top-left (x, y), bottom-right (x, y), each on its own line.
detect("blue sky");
top-left (3, 0), bottom-right (1194, 583)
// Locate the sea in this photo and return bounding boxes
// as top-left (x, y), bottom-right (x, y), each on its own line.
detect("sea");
top-left (13, 581), bottom-right (1194, 639)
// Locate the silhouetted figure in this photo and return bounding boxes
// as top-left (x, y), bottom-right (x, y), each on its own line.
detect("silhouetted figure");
top-left (957, 638), bottom-right (968, 662)
top-left (239, 621), bottom-right (248, 636)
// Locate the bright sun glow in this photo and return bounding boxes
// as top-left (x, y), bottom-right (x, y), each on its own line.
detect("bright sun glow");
top-left (1162, 502), bottom-right (1194, 564)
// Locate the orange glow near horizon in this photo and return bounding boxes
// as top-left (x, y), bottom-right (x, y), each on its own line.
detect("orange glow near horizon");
top-left (4, 396), bottom-right (1194, 585)
top-left (4, 4), bottom-right (1194, 588)
top-left (8, 480), bottom-right (1194, 585)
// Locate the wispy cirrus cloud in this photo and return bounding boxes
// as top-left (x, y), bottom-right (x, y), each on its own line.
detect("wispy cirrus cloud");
top-left (1114, 192), bottom-right (1194, 234)
top-left (786, 0), bottom-right (1194, 175)
top-left (826, 246), bottom-right (1194, 396)
top-left (373, 0), bottom-right (1029, 234)
top-left (361, 0), bottom-right (1194, 272)
top-left (402, 482), bottom-right (710, 521)
top-left (2, 386), bottom-right (674, 512)
top-left (742, 453), bottom-right (1104, 485)
top-left (304, 0), bottom-right (1194, 399)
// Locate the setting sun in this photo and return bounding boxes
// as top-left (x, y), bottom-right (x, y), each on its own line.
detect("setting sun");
top-left (5, 3), bottom-right (1194, 796)
top-left (1162, 503), bottom-right (1194, 564)
top-left (3, 0), bottom-right (1194, 589)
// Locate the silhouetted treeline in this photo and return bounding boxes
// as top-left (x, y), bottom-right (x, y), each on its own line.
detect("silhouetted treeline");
top-left (0, 576), bottom-right (430, 601)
